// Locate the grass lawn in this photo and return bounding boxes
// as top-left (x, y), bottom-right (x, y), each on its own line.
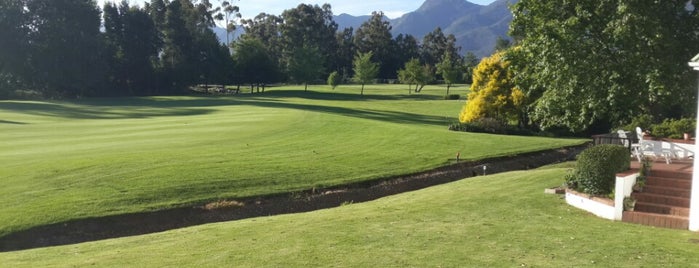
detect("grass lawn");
top-left (2, 164), bottom-right (698, 267)
top-left (0, 84), bottom-right (586, 237)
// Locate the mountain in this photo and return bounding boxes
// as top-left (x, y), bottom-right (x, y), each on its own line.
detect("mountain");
top-left (334, 13), bottom-right (372, 31)
top-left (337, 0), bottom-right (516, 58)
top-left (214, 0), bottom-right (515, 58)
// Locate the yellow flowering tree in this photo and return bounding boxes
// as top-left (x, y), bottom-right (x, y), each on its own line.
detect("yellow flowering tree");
top-left (459, 51), bottom-right (525, 125)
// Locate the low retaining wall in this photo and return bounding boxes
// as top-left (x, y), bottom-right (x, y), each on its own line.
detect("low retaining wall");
top-left (565, 170), bottom-right (639, 221)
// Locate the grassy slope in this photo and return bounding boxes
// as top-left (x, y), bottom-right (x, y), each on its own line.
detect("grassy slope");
top-left (0, 84), bottom-right (585, 236)
top-left (2, 165), bottom-right (697, 267)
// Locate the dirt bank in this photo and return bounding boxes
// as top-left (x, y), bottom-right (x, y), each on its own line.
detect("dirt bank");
top-left (0, 144), bottom-right (587, 252)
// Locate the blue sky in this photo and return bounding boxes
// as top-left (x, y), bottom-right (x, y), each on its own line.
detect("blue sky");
top-left (97, 0), bottom-right (497, 19)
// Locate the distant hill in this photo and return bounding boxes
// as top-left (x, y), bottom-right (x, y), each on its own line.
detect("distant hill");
top-left (340, 0), bottom-right (516, 57)
top-left (215, 0), bottom-right (515, 58)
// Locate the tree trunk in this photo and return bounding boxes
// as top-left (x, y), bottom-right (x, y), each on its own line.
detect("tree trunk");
top-left (361, 84), bottom-right (365, 96)
top-left (446, 84), bottom-right (451, 96)
top-left (250, 84), bottom-right (254, 94)
top-left (304, 83), bottom-right (308, 92)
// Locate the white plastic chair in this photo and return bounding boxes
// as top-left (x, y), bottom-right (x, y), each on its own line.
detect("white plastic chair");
top-left (633, 127), bottom-right (672, 164)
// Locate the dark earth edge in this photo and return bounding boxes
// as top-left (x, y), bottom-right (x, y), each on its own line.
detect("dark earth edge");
top-left (0, 144), bottom-right (588, 252)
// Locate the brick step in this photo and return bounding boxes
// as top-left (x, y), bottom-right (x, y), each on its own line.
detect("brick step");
top-left (645, 176), bottom-right (692, 189)
top-left (648, 170), bottom-right (692, 180)
top-left (641, 185), bottom-right (692, 198)
top-left (622, 211), bottom-right (689, 230)
top-left (632, 192), bottom-right (690, 207)
top-left (634, 202), bottom-right (690, 217)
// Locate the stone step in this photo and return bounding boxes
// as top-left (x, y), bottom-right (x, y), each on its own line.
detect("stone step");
top-left (634, 202), bottom-right (690, 217)
top-left (632, 192), bottom-right (690, 207)
top-left (641, 185), bottom-right (692, 198)
top-left (622, 211), bottom-right (689, 230)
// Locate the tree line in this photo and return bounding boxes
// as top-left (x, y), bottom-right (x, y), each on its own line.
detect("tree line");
top-left (459, 0), bottom-right (699, 134)
top-left (0, 0), bottom-right (480, 98)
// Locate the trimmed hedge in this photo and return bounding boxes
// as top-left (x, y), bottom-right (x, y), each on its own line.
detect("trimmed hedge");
top-left (448, 118), bottom-right (536, 136)
top-left (566, 145), bottom-right (630, 195)
top-left (444, 94), bottom-right (461, 100)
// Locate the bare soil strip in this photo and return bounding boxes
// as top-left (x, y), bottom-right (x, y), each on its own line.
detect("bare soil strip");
top-left (0, 145), bottom-right (586, 252)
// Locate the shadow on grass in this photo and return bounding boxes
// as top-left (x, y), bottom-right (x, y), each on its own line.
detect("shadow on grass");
top-left (0, 91), bottom-right (452, 126)
top-left (244, 89), bottom-right (444, 101)
top-left (0, 119), bottom-right (26, 124)
top-left (0, 100), bottom-right (217, 120)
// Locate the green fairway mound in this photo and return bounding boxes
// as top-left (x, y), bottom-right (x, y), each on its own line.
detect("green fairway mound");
top-left (1, 159), bottom-right (698, 267)
top-left (0, 145), bottom-right (585, 252)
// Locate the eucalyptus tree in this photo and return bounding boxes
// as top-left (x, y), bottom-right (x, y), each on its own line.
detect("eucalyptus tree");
top-left (220, 1), bottom-right (241, 49)
top-left (241, 13), bottom-right (284, 72)
top-left (510, 0), bottom-right (699, 132)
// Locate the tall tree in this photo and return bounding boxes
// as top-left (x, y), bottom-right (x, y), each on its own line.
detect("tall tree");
top-left (220, 1), bottom-right (241, 50)
top-left (161, 0), bottom-right (194, 90)
top-left (352, 51), bottom-right (380, 96)
top-left (354, 12), bottom-right (396, 79)
top-left (287, 45), bottom-right (325, 91)
top-left (241, 13), bottom-right (283, 72)
top-left (232, 37), bottom-right (280, 92)
top-left (394, 34), bottom-right (420, 69)
top-left (0, 0), bottom-right (30, 96)
top-left (280, 4), bottom-right (338, 78)
top-left (462, 52), bottom-right (480, 84)
top-left (334, 27), bottom-right (355, 78)
top-left (104, 1), bottom-right (159, 96)
top-left (24, 0), bottom-right (105, 96)
top-left (421, 27), bottom-right (460, 67)
top-left (510, 0), bottom-right (699, 132)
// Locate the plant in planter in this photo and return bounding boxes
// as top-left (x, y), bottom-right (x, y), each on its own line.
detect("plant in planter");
top-left (632, 156), bottom-right (651, 192)
top-left (632, 180), bottom-right (645, 192)
top-left (671, 118), bottom-right (695, 140)
top-left (624, 196), bottom-right (636, 211)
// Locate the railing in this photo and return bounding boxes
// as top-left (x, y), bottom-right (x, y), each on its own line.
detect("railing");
top-left (591, 132), bottom-right (638, 151)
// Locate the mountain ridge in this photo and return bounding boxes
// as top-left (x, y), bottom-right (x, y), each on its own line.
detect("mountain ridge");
top-left (214, 0), bottom-right (514, 58)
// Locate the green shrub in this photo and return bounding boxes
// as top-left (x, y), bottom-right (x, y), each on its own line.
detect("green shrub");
top-left (670, 118), bottom-right (695, 137)
top-left (444, 94), bottom-right (460, 100)
top-left (651, 118), bottom-right (696, 139)
top-left (620, 114), bottom-right (654, 132)
top-left (567, 145), bottom-right (630, 195)
top-left (448, 118), bottom-right (537, 136)
top-left (327, 71), bottom-right (341, 89)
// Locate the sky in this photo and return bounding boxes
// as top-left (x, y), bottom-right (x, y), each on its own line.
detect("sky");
top-left (97, 0), bottom-right (497, 19)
